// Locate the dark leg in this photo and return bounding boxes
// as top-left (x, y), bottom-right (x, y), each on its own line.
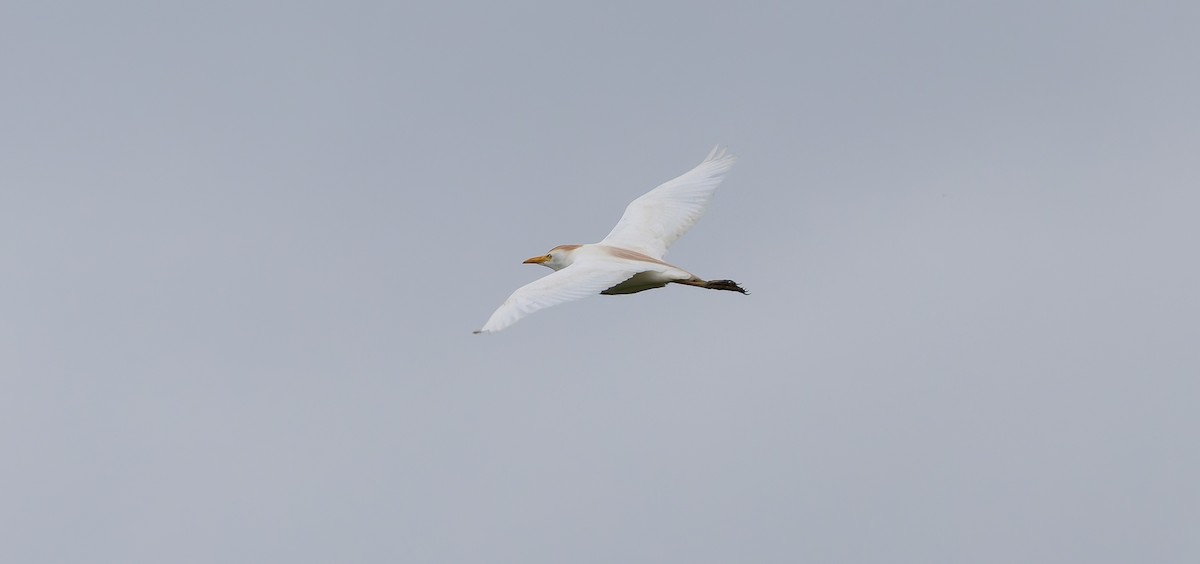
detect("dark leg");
top-left (672, 277), bottom-right (749, 294)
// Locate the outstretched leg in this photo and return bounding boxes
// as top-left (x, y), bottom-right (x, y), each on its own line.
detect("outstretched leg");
top-left (672, 277), bottom-right (749, 294)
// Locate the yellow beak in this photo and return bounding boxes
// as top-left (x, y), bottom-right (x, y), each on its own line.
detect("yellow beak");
top-left (523, 255), bottom-right (550, 264)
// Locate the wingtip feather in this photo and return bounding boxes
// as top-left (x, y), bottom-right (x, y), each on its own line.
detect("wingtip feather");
top-left (704, 145), bottom-right (735, 165)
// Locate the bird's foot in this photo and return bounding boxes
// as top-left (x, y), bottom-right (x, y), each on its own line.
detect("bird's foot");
top-left (705, 279), bottom-right (749, 294)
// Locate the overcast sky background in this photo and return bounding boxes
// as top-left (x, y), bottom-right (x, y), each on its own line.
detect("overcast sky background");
top-left (3, 1), bottom-right (1198, 563)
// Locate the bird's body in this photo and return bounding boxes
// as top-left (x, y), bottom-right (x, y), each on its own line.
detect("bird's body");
top-left (526, 244), bottom-right (698, 294)
top-left (475, 147), bottom-right (747, 333)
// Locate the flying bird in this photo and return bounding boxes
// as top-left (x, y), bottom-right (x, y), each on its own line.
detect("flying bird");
top-left (475, 147), bottom-right (748, 334)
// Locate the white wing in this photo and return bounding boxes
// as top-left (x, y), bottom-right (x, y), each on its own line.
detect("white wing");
top-left (600, 146), bottom-right (736, 259)
top-left (475, 264), bottom-right (639, 333)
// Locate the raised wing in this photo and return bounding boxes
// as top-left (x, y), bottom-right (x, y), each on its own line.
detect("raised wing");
top-left (600, 146), bottom-right (736, 259)
top-left (475, 264), bottom-right (639, 333)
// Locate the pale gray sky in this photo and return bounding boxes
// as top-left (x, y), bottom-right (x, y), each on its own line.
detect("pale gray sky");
top-left (2, 1), bottom-right (1198, 563)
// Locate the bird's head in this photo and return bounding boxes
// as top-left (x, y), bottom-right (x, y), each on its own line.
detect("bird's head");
top-left (523, 244), bottom-right (582, 271)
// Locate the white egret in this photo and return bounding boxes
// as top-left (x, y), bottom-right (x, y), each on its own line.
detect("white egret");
top-left (475, 147), bottom-right (747, 334)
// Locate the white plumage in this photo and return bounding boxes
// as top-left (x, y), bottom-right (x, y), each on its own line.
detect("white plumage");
top-left (476, 147), bottom-right (745, 334)
top-left (601, 146), bottom-right (736, 259)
